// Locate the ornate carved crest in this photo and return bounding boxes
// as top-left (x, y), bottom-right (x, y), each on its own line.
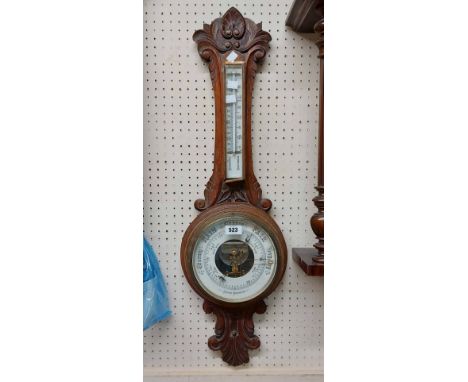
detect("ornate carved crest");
top-left (193, 7), bottom-right (271, 55)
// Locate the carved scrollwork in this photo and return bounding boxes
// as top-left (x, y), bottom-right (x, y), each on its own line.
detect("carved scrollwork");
top-left (203, 300), bottom-right (267, 366)
top-left (194, 45), bottom-right (220, 86)
top-left (194, 174), bottom-right (217, 211)
top-left (246, 45), bottom-right (269, 97)
top-left (250, 176), bottom-right (271, 211)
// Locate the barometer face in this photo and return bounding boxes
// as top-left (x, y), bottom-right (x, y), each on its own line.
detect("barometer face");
top-left (191, 214), bottom-right (278, 303)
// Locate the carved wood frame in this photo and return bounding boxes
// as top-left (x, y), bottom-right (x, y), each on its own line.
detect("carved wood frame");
top-left (192, 7), bottom-right (273, 212)
top-left (180, 8), bottom-right (287, 366)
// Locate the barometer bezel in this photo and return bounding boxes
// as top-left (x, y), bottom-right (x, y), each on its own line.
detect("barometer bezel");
top-left (181, 203), bottom-right (287, 309)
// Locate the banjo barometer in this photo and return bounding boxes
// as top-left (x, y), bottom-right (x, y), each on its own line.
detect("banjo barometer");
top-left (180, 7), bottom-right (287, 366)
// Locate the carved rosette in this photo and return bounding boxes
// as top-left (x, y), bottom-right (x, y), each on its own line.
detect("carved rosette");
top-left (192, 7), bottom-right (272, 212)
top-left (203, 300), bottom-right (267, 366)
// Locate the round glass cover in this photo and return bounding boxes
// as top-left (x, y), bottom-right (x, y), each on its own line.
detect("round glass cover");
top-left (192, 215), bottom-right (278, 303)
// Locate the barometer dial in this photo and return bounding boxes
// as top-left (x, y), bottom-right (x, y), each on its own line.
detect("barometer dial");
top-left (192, 215), bottom-right (277, 303)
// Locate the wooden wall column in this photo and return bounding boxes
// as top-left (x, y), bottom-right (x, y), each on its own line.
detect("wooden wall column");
top-left (310, 18), bottom-right (324, 264)
top-left (288, 0), bottom-right (324, 276)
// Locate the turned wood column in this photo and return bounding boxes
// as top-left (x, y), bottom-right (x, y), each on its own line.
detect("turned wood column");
top-left (310, 18), bottom-right (324, 264)
top-left (288, 0), bottom-right (324, 276)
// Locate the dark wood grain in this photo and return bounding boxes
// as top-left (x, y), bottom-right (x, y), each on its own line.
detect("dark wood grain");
top-left (181, 8), bottom-right (287, 366)
top-left (286, 0), bottom-right (323, 33)
top-left (309, 18), bottom-right (324, 264)
top-left (292, 248), bottom-right (324, 276)
top-left (290, 11), bottom-right (325, 275)
top-left (204, 299), bottom-right (267, 366)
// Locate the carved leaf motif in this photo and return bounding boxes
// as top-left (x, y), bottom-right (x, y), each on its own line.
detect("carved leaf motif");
top-left (217, 183), bottom-right (249, 204)
top-left (203, 300), bottom-right (267, 366)
top-left (221, 7), bottom-right (246, 39)
top-left (241, 29), bottom-right (271, 53)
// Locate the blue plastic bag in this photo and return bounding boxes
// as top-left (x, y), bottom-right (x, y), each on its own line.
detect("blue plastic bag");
top-left (143, 237), bottom-right (171, 330)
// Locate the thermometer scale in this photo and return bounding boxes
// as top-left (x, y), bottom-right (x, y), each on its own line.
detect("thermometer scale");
top-left (225, 63), bottom-right (244, 180)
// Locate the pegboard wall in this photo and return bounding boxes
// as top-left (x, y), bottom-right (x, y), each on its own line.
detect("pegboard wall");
top-left (143, 0), bottom-right (323, 376)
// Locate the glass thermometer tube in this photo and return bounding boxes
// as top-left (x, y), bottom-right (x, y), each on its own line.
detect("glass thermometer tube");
top-left (225, 64), bottom-right (243, 180)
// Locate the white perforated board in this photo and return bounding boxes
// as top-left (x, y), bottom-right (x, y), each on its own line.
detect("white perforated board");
top-left (144, 0), bottom-right (323, 375)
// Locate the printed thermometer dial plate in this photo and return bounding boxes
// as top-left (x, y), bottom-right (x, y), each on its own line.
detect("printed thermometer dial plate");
top-left (224, 63), bottom-right (244, 180)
